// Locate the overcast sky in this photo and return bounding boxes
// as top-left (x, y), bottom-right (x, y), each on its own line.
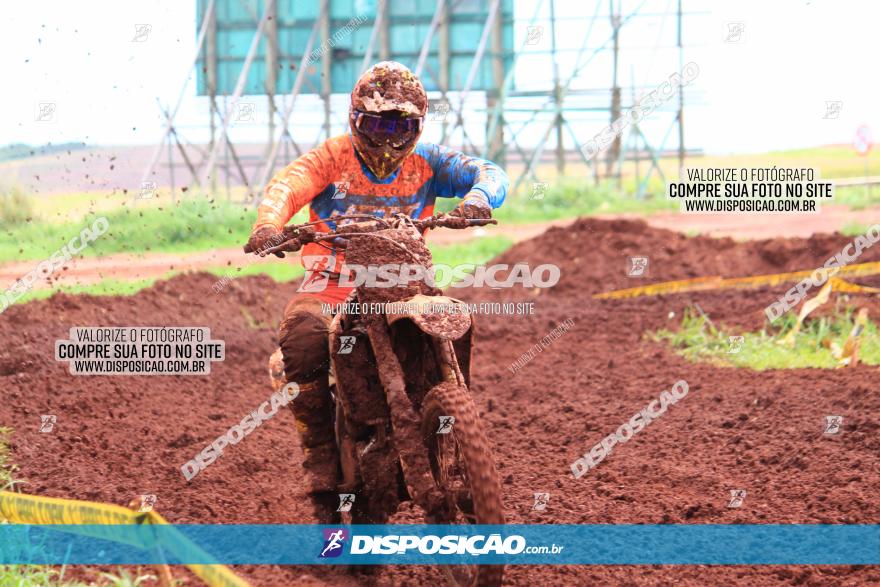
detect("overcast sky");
top-left (2, 0), bottom-right (878, 155)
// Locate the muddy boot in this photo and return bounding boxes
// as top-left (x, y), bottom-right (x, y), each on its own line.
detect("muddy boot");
top-left (289, 379), bottom-right (342, 523)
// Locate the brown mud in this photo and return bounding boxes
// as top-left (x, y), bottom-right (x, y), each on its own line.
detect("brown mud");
top-left (1, 218), bottom-right (879, 585)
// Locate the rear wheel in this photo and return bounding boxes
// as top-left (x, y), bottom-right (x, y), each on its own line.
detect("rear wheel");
top-left (421, 382), bottom-right (504, 587)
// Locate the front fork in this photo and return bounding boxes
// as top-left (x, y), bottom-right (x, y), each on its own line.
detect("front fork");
top-left (363, 315), bottom-right (450, 517)
top-left (435, 337), bottom-right (466, 387)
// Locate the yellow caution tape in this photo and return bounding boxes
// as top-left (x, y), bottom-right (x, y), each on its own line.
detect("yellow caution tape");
top-left (144, 510), bottom-right (251, 587)
top-left (0, 490), bottom-right (250, 587)
top-left (838, 308), bottom-right (869, 368)
top-left (0, 490), bottom-right (142, 525)
top-left (778, 279), bottom-right (833, 347)
top-left (594, 261), bottom-right (880, 299)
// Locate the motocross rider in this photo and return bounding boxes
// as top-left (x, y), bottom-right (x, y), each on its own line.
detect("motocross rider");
top-left (245, 61), bottom-right (508, 521)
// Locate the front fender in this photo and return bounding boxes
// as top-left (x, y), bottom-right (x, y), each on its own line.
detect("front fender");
top-left (385, 294), bottom-right (472, 340)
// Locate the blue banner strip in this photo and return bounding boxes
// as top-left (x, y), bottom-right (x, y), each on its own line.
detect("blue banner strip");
top-left (0, 525), bottom-right (877, 565)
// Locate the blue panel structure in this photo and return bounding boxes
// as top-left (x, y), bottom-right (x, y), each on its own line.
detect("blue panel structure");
top-left (196, 0), bottom-right (513, 95)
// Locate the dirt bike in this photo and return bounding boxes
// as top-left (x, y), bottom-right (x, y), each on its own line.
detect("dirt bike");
top-left (247, 212), bottom-right (505, 587)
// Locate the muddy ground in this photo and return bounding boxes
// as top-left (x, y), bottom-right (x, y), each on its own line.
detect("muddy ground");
top-left (1, 218), bottom-right (879, 586)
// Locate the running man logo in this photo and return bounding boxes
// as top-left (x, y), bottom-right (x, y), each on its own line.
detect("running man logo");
top-left (337, 494), bottom-right (355, 512)
top-left (39, 415), bottom-right (57, 433)
top-left (298, 254), bottom-right (337, 293)
top-left (35, 103), bottom-right (56, 123)
top-left (530, 182), bottom-right (549, 200)
top-left (727, 335), bottom-right (745, 354)
top-left (137, 494), bottom-right (157, 513)
top-left (727, 489), bottom-right (747, 508)
top-left (319, 528), bottom-right (349, 558)
top-left (724, 22), bottom-right (745, 43)
top-left (132, 24), bottom-right (152, 42)
top-left (333, 181), bottom-right (351, 200)
top-left (338, 336), bottom-right (356, 355)
top-left (430, 102), bottom-right (450, 122)
top-left (234, 102), bottom-right (256, 123)
top-left (138, 181), bottom-right (158, 200)
top-left (627, 256), bottom-right (649, 277)
top-left (526, 25), bottom-right (543, 45)
top-left (824, 415), bottom-right (843, 435)
top-left (437, 416), bottom-right (455, 434)
top-left (532, 492), bottom-right (550, 511)
top-left (823, 101), bottom-right (843, 120)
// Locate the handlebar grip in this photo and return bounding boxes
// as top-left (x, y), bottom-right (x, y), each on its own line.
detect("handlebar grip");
top-left (465, 218), bottom-right (498, 226)
top-left (261, 237), bottom-right (302, 257)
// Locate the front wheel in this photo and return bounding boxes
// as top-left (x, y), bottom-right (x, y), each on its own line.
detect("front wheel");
top-left (421, 382), bottom-right (504, 587)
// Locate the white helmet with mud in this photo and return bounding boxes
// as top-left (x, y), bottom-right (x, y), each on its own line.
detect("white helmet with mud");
top-left (349, 61), bottom-right (428, 179)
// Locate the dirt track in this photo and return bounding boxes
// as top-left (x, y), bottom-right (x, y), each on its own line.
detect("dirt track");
top-left (1, 218), bottom-right (879, 586)
top-left (4, 205), bottom-right (879, 290)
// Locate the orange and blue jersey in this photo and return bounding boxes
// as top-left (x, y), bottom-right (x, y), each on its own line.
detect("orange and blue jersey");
top-left (254, 134), bottom-right (508, 277)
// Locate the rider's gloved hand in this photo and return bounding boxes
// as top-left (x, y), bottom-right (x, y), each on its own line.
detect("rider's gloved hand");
top-left (246, 225), bottom-right (285, 257)
top-left (454, 192), bottom-right (492, 220)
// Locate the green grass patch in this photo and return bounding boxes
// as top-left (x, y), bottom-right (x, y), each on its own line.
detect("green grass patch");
top-left (429, 235), bottom-right (514, 266)
top-left (840, 222), bottom-right (871, 237)
top-left (0, 198), bottom-right (309, 263)
top-left (0, 427), bottom-right (18, 492)
top-left (0, 183), bottom-right (35, 228)
top-left (651, 306), bottom-right (880, 369)
top-left (14, 277), bottom-right (161, 305)
top-left (205, 261), bottom-right (305, 284)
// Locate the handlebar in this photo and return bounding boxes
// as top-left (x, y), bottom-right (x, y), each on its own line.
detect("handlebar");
top-left (244, 213), bottom-right (497, 257)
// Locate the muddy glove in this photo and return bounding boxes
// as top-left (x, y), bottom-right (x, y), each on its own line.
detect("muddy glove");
top-left (245, 225), bottom-right (285, 257)
top-left (453, 192), bottom-right (492, 220)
